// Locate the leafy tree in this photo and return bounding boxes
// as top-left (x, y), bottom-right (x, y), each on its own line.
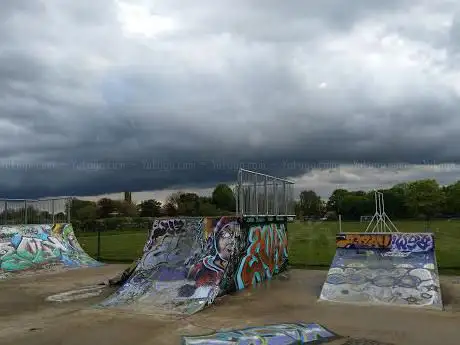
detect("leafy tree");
top-left (443, 181), bottom-right (460, 215)
top-left (211, 184), bottom-right (235, 212)
top-left (73, 204), bottom-right (97, 221)
top-left (138, 199), bottom-right (162, 217)
top-left (96, 198), bottom-right (116, 218)
top-left (114, 200), bottom-right (138, 217)
top-left (299, 190), bottom-right (322, 217)
top-left (405, 179), bottom-right (444, 220)
top-left (327, 189), bottom-right (348, 214)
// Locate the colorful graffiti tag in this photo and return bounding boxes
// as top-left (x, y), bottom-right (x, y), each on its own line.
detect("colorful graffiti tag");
top-left (321, 232), bottom-right (442, 309)
top-left (336, 233), bottom-right (435, 252)
top-left (236, 223), bottom-right (288, 289)
top-left (0, 224), bottom-right (101, 277)
top-left (181, 323), bottom-right (339, 344)
top-left (390, 233), bottom-right (434, 252)
top-left (336, 233), bottom-right (391, 249)
top-left (101, 216), bottom-right (290, 314)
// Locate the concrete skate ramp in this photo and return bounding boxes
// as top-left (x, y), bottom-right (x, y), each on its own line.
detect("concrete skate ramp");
top-left (99, 216), bottom-right (289, 315)
top-left (0, 223), bottom-right (103, 279)
top-left (320, 232), bottom-right (443, 309)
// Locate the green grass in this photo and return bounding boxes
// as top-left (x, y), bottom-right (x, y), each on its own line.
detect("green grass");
top-left (76, 220), bottom-right (460, 274)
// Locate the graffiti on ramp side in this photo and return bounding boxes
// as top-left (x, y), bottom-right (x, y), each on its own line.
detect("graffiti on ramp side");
top-left (181, 322), bottom-right (339, 344)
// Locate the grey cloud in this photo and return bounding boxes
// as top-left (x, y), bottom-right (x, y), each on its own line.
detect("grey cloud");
top-left (0, 0), bottom-right (459, 198)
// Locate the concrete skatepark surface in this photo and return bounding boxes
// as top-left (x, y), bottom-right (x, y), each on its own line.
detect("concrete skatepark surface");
top-left (0, 267), bottom-right (459, 345)
top-left (0, 224), bottom-right (103, 279)
top-left (100, 216), bottom-right (289, 315)
top-left (320, 233), bottom-right (442, 309)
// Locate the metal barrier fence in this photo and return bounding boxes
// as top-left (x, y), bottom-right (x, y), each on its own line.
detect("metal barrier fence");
top-left (236, 169), bottom-right (296, 216)
top-left (0, 197), bottom-right (72, 225)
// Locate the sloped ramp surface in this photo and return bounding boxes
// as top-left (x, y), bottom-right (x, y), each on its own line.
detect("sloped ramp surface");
top-left (320, 232), bottom-right (442, 309)
top-left (0, 223), bottom-right (103, 279)
top-left (99, 217), bottom-right (245, 315)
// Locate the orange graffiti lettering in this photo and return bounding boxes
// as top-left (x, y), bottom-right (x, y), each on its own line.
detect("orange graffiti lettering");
top-left (236, 224), bottom-right (288, 289)
top-left (336, 234), bottom-right (391, 249)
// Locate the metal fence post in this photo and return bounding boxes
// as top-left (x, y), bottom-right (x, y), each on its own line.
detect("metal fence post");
top-left (254, 178), bottom-right (258, 215)
top-left (67, 198), bottom-right (71, 224)
top-left (283, 182), bottom-right (287, 215)
top-left (264, 175), bottom-right (268, 215)
top-left (52, 199), bottom-right (55, 224)
top-left (24, 200), bottom-right (27, 224)
top-left (273, 181), bottom-right (278, 215)
top-left (3, 201), bottom-right (7, 225)
top-left (97, 228), bottom-right (101, 261)
top-left (238, 170), bottom-right (243, 215)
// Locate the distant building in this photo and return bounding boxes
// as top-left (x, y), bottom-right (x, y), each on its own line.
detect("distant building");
top-left (124, 192), bottom-right (132, 203)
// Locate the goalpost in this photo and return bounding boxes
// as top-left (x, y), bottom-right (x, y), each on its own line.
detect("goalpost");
top-left (364, 190), bottom-right (399, 233)
top-left (360, 216), bottom-right (372, 222)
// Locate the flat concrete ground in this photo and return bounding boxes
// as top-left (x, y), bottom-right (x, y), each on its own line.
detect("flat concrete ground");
top-left (0, 266), bottom-right (459, 345)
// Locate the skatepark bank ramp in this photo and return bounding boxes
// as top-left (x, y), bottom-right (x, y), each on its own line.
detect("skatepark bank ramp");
top-left (99, 216), bottom-right (289, 314)
top-left (0, 223), bottom-right (103, 279)
top-left (319, 232), bottom-right (443, 309)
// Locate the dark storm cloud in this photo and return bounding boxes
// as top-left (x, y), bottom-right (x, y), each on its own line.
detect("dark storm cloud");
top-left (0, 0), bottom-right (459, 198)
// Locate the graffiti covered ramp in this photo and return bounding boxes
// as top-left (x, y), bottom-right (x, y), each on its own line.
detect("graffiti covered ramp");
top-left (0, 224), bottom-right (103, 279)
top-left (99, 216), bottom-right (289, 315)
top-left (319, 232), bottom-right (442, 310)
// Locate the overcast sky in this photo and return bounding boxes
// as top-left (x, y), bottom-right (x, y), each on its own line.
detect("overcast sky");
top-left (1, 0), bottom-right (460, 201)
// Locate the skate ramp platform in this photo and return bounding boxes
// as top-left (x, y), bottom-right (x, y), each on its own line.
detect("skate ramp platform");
top-left (319, 232), bottom-right (443, 309)
top-left (99, 216), bottom-right (289, 315)
top-left (0, 223), bottom-right (103, 279)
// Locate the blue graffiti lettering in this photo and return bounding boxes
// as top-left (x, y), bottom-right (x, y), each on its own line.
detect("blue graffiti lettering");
top-left (391, 233), bottom-right (434, 252)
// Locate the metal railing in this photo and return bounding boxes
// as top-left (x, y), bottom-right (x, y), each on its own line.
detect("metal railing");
top-left (235, 169), bottom-right (296, 216)
top-left (0, 197), bottom-right (72, 225)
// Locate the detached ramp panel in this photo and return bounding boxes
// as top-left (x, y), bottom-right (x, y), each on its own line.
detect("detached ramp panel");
top-left (0, 224), bottom-right (103, 279)
top-left (320, 232), bottom-right (442, 310)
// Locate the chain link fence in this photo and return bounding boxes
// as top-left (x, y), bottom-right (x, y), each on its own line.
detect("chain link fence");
top-left (0, 197), bottom-right (72, 225)
top-left (235, 169), bottom-right (296, 216)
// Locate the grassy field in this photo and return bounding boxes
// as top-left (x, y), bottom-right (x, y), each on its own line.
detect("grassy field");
top-left (77, 220), bottom-right (460, 274)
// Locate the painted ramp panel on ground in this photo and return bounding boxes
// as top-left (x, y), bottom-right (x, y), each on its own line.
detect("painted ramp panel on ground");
top-left (0, 223), bottom-right (103, 279)
top-left (319, 233), bottom-right (442, 309)
top-left (99, 216), bottom-right (289, 315)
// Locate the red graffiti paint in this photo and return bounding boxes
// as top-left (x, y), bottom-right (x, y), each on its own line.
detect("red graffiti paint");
top-left (236, 223), bottom-right (288, 289)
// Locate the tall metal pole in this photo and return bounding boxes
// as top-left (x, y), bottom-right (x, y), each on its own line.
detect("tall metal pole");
top-left (67, 198), bottom-right (71, 223)
top-left (52, 199), bottom-right (55, 224)
top-left (254, 178), bottom-right (258, 215)
top-left (238, 169), bottom-right (244, 216)
top-left (3, 201), bottom-right (7, 225)
top-left (264, 175), bottom-right (268, 215)
top-left (24, 200), bottom-right (27, 224)
top-left (283, 182), bottom-right (287, 214)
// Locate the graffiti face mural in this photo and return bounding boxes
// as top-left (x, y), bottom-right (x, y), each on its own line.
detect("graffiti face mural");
top-left (181, 323), bottom-right (339, 344)
top-left (100, 217), bottom-right (245, 313)
top-left (0, 224), bottom-right (102, 278)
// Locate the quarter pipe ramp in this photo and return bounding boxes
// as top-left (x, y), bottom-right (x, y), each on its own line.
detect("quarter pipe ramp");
top-left (99, 216), bottom-right (289, 315)
top-left (319, 232), bottom-right (443, 309)
top-left (0, 223), bottom-right (103, 279)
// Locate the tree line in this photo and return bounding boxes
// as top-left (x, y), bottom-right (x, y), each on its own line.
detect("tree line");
top-left (298, 179), bottom-right (460, 220)
top-left (69, 178), bottom-right (460, 222)
top-left (2, 178), bottom-right (459, 224)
